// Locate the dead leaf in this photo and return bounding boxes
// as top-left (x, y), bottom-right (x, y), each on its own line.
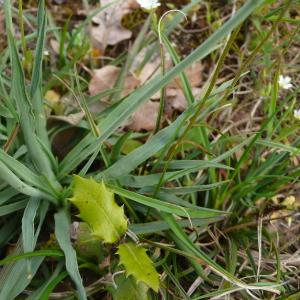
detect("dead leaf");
top-left (137, 55), bottom-right (161, 85)
top-left (91, 0), bottom-right (138, 50)
top-left (169, 62), bottom-right (203, 89)
top-left (52, 127), bottom-right (82, 160)
top-left (50, 39), bottom-right (60, 54)
top-left (165, 88), bottom-right (201, 117)
top-left (127, 100), bottom-right (160, 131)
top-left (151, 87), bottom-right (177, 101)
top-left (50, 112), bottom-right (85, 125)
top-left (88, 65), bottom-right (140, 100)
top-left (133, 50), bottom-right (172, 86)
top-left (0, 12), bottom-right (4, 33)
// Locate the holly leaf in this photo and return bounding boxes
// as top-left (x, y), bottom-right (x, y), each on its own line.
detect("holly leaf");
top-left (70, 176), bottom-right (127, 243)
top-left (117, 243), bottom-right (160, 292)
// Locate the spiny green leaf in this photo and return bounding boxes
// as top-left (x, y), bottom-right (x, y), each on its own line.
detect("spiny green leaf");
top-left (117, 243), bottom-right (159, 292)
top-left (70, 176), bottom-right (127, 243)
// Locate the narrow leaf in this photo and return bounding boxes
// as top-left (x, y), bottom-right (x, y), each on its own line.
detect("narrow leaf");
top-left (54, 210), bottom-right (87, 300)
top-left (108, 184), bottom-right (228, 219)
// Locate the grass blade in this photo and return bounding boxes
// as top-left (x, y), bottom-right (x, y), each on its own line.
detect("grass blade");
top-left (54, 209), bottom-right (87, 300)
top-left (30, 0), bottom-right (49, 147)
top-left (59, 0), bottom-right (264, 175)
top-left (108, 184), bottom-right (228, 219)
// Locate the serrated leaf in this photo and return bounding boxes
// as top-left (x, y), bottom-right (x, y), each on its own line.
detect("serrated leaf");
top-left (70, 176), bottom-right (127, 243)
top-left (117, 243), bottom-right (159, 292)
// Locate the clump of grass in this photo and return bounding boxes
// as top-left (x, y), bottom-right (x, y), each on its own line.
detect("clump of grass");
top-left (0, 0), bottom-right (299, 299)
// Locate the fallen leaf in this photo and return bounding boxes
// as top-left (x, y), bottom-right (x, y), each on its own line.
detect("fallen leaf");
top-left (50, 39), bottom-right (60, 54)
top-left (127, 100), bottom-right (160, 131)
top-left (165, 87), bottom-right (201, 117)
top-left (52, 127), bottom-right (82, 160)
top-left (50, 112), bottom-right (85, 125)
top-left (169, 62), bottom-right (203, 89)
top-left (89, 65), bottom-right (140, 99)
top-left (133, 50), bottom-right (172, 86)
top-left (89, 65), bottom-right (119, 95)
top-left (0, 12), bottom-right (4, 34)
top-left (91, 0), bottom-right (138, 50)
top-left (134, 53), bottom-right (202, 117)
top-left (150, 87), bottom-right (177, 101)
top-left (137, 56), bottom-right (161, 85)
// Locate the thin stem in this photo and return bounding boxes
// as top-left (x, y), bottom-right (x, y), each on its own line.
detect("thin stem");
top-left (154, 25), bottom-right (241, 197)
top-left (216, 0), bottom-right (293, 207)
top-left (154, 9), bottom-right (187, 134)
top-left (3, 124), bottom-right (20, 153)
top-left (154, 43), bottom-right (166, 134)
top-left (18, 0), bottom-right (27, 56)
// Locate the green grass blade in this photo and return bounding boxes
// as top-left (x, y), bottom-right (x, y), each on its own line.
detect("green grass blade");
top-left (154, 181), bottom-right (230, 195)
top-left (129, 218), bottom-right (223, 235)
top-left (0, 188), bottom-right (18, 205)
top-left (108, 184), bottom-right (228, 219)
top-left (0, 238), bottom-right (44, 300)
top-left (26, 263), bottom-right (65, 300)
top-left (0, 257), bottom-right (44, 299)
top-left (21, 198), bottom-right (40, 279)
top-left (162, 212), bottom-right (281, 295)
top-left (54, 209), bottom-right (87, 300)
top-left (0, 250), bottom-right (64, 266)
top-left (4, 0), bottom-right (59, 188)
top-left (22, 198), bottom-right (40, 253)
top-left (0, 148), bottom-right (54, 194)
top-left (59, 0), bottom-right (263, 175)
top-left (0, 161), bottom-right (56, 202)
top-left (0, 199), bottom-right (28, 216)
top-left (30, 0), bottom-right (49, 147)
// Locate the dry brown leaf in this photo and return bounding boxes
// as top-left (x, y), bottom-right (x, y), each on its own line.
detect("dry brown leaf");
top-left (50, 112), bottom-right (85, 125)
top-left (169, 62), bottom-right (203, 89)
top-left (0, 12), bottom-right (4, 33)
top-left (165, 87), bottom-right (201, 117)
top-left (50, 39), bottom-right (60, 54)
top-left (89, 65), bottom-right (140, 99)
top-left (135, 55), bottom-right (202, 112)
top-left (91, 0), bottom-right (138, 50)
top-left (127, 100), bottom-right (160, 131)
top-left (151, 87), bottom-right (177, 101)
top-left (137, 56), bottom-right (161, 85)
top-left (133, 50), bottom-right (172, 86)
top-left (89, 65), bottom-right (119, 95)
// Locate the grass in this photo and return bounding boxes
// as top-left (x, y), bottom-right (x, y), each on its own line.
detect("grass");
top-left (0, 0), bottom-right (299, 299)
